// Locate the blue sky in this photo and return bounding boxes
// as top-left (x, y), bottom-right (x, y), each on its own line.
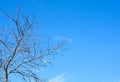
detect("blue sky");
top-left (0, 0), bottom-right (120, 82)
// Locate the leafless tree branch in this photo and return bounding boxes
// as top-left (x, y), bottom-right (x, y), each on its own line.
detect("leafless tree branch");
top-left (0, 9), bottom-right (68, 82)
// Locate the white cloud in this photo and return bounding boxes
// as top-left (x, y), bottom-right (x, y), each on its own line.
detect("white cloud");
top-left (48, 74), bottom-right (65, 82)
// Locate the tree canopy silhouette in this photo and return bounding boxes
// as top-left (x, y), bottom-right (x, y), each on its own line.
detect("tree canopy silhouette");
top-left (0, 9), bottom-right (68, 82)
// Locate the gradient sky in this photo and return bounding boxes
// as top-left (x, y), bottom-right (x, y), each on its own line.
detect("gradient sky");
top-left (0, 0), bottom-right (120, 82)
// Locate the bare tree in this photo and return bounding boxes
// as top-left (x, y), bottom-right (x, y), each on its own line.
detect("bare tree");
top-left (0, 10), bottom-right (67, 82)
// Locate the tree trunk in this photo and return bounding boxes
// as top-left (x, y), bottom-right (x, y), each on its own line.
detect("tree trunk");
top-left (5, 70), bottom-right (8, 82)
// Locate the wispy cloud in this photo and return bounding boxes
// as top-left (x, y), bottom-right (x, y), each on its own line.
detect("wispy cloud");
top-left (48, 73), bottom-right (65, 82)
top-left (53, 35), bottom-right (73, 44)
